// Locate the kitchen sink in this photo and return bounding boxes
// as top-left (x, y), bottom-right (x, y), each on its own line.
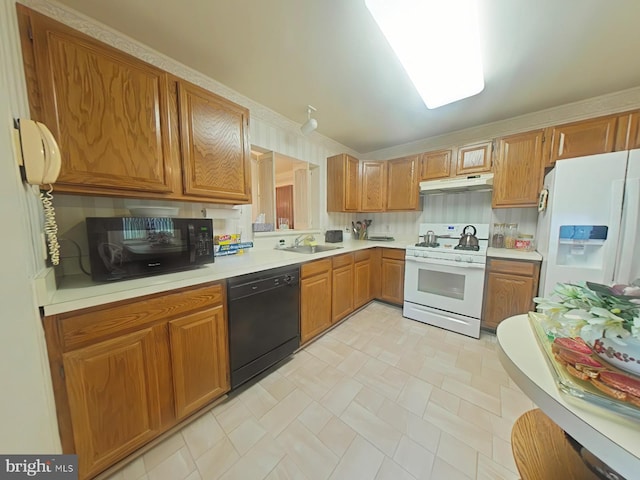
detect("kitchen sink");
top-left (279, 245), bottom-right (343, 254)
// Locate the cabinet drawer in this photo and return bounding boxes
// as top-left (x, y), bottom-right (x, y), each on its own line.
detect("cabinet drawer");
top-left (354, 249), bottom-right (372, 262)
top-left (301, 258), bottom-right (332, 279)
top-left (381, 248), bottom-right (405, 260)
top-left (332, 253), bottom-right (354, 269)
top-left (489, 259), bottom-right (537, 276)
top-left (56, 282), bottom-right (225, 351)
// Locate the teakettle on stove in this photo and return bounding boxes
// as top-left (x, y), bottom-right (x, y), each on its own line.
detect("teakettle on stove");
top-left (457, 225), bottom-right (479, 250)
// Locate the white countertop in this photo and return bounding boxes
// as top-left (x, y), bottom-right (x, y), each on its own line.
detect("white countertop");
top-left (43, 239), bottom-right (408, 316)
top-left (497, 314), bottom-right (640, 479)
top-left (487, 247), bottom-right (542, 261)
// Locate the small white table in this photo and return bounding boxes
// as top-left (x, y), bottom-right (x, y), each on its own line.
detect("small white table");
top-left (497, 314), bottom-right (640, 479)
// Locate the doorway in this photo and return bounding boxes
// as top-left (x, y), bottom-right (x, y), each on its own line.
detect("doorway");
top-left (276, 185), bottom-right (294, 229)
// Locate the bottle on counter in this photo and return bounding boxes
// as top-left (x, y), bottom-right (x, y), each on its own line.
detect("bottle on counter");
top-left (492, 223), bottom-right (505, 248)
top-left (505, 223), bottom-right (519, 249)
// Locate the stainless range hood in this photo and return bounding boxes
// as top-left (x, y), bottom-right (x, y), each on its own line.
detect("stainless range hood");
top-left (420, 173), bottom-right (494, 194)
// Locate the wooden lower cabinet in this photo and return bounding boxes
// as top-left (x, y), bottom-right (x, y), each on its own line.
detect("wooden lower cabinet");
top-left (63, 326), bottom-right (167, 478)
top-left (300, 259), bottom-right (333, 344)
top-left (169, 305), bottom-right (229, 419)
top-left (482, 258), bottom-right (541, 331)
top-left (353, 250), bottom-right (373, 308)
top-left (332, 253), bottom-right (355, 323)
top-left (43, 282), bottom-right (229, 480)
top-left (379, 248), bottom-right (405, 306)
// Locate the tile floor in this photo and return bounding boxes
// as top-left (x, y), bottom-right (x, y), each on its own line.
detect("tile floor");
top-left (105, 302), bottom-right (535, 480)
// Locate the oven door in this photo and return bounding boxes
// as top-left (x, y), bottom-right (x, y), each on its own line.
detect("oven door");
top-left (403, 256), bottom-right (486, 319)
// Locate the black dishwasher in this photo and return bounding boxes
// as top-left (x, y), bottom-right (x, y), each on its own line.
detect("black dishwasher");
top-left (227, 265), bottom-right (300, 389)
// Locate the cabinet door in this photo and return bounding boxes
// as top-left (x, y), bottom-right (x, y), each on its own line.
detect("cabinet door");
top-left (326, 154), bottom-right (360, 212)
top-left (492, 130), bottom-right (545, 208)
top-left (620, 111), bottom-right (640, 150)
top-left (178, 80), bottom-right (251, 203)
top-left (345, 155), bottom-right (361, 211)
top-left (354, 259), bottom-right (372, 309)
top-left (300, 271), bottom-right (332, 344)
top-left (360, 161), bottom-right (387, 211)
top-left (380, 258), bottom-right (405, 306)
top-left (63, 326), bottom-right (166, 479)
top-left (456, 142), bottom-right (492, 176)
top-left (420, 150), bottom-right (451, 180)
top-left (332, 265), bottom-right (354, 323)
top-left (547, 116), bottom-right (617, 165)
top-left (482, 272), bottom-right (535, 331)
top-left (630, 113), bottom-right (640, 150)
top-left (169, 306), bottom-right (229, 419)
top-left (20, 6), bottom-right (173, 195)
top-left (387, 155), bottom-right (420, 211)
top-left (370, 248), bottom-right (382, 300)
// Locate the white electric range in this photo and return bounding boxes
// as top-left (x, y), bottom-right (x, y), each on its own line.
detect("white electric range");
top-left (403, 223), bottom-right (489, 339)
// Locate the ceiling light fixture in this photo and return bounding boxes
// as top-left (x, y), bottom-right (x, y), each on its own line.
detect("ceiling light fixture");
top-left (364, 0), bottom-right (485, 109)
top-left (300, 105), bottom-right (318, 135)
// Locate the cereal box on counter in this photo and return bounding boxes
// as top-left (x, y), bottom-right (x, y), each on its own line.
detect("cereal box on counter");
top-left (214, 234), bottom-right (253, 256)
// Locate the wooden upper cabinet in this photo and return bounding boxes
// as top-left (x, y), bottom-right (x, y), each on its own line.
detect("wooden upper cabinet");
top-left (616, 111), bottom-right (640, 151)
top-left (360, 161), bottom-right (387, 212)
top-left (178, 81), bottom-right (251, 203)
top-left (386, 155), bottom-right (420, 211)
top-left (456, 142), bottom-right (492, 175)
top-left (545, 115), bottom-right (617, 165)
top-left (327, 154), bottom-right (361, 212)
top-left (419, 149), bottom-right (452, 180)
top-left (63, 326), bottom-right (167, 479)
top-left (629, 112), bottom-right (640, 150)
top-left (18, 5), bottom-right (173, 195)
top-left (169, 305), bottom-right (229, 419)
top-left (493, 130), bottom-right (545, 208)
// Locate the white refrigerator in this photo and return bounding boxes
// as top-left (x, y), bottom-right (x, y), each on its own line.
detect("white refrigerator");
top-left (537, 149), bottom-right (640, 297)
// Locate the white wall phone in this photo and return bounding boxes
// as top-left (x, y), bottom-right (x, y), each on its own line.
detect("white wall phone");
top-left (15, 118), bottom-right (62, 265)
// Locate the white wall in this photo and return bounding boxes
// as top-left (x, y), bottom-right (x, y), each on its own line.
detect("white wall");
top-left (0, 0), bottom-right (61, 453)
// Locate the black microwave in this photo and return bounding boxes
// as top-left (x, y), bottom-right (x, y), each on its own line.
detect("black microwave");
top-left (86, 217), bottom-right (214, 282)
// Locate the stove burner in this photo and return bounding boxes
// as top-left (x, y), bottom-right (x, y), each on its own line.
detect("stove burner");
top-left (454, 244), bottom-right (480, 251)
top-left (415, 242), bottom-right (440, 248)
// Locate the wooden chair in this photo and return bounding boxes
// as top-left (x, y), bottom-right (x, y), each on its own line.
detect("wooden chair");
top-left (511, 409), bottom-right (601, 480)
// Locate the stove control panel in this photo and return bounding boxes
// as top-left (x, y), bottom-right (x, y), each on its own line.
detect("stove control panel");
top-left (405, 247), bottom-right (486, 265)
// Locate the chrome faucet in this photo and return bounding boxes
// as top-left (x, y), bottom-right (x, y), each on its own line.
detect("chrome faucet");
top-left (294, 234), bottom-right (315, 247)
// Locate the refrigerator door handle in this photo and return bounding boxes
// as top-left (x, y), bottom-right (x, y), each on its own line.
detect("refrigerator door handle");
top-left (614, 177), bottom-right (640, 284)
top-left (604, 180), bottom-right (625, 284)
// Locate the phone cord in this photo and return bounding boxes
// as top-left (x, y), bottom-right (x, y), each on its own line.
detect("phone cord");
top-left (41, 185), bottom-right (60, 266)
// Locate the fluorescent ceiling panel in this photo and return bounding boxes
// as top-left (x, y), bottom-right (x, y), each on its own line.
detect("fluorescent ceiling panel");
top-left (365, 0), bottom-right (485, 108)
